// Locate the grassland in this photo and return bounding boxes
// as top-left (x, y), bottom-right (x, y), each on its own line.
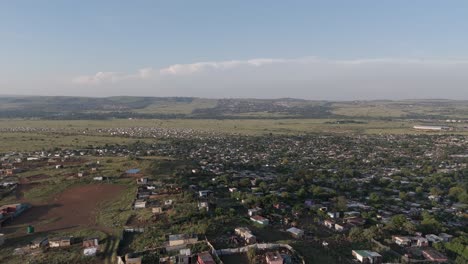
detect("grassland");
top-left (0, 118), bottom-right (466, 153)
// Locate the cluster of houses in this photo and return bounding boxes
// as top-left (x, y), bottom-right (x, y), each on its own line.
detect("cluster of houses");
top-left (15, 236), bottom-right (100, 256)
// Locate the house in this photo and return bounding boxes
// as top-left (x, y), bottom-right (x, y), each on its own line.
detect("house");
top-left (30, 237), bottom-right (49, 249)
top-left (136, 178), bottom-right (148, 185)
top-left (322, 219), bottom-right (333, 229)
top-left (334, 223), bottom-right (347, 232)
top-left (393, 236), bottom-right (411, 247)
top-left (346, 217), bottom-right (366, 226)
top-left (83, 246), bottom-right (98, 256)
top-left (248, 207), bottom-right (262, 216)
top-left (49, 236), bottom-right (73, 248)
top-left (198, 190), bottom-right (212, 198)
top-left (327, 212), bottom-right (340, 219)
top-left (352, 250), bottom-right (382, 264)
top-left (413, 236), bottom-right (429, 247)
top-left (198, 201), bottom-right (209, 211)
top-left (438, 233), bottom-right (453, 242)
top-left (83, 237), bottom-right (99, 248)
top-left (250, 215), bottom-right (269, 225)
top-left (77, 171), bottom-right (88, 177)
top-left (126, 168), bottom-right (141, 176)
top-left (134, 200), bottom-right (146, 209)
top-left (265, 252), bottom-right (283, 264)
top-left (235, 227), bottom-right (256, 244)
top-left (152, 207), bottom-right (163, 214)
top-left (197, 252), bottom-right (215, 264)
top-left (286, 227), bottom-right (304, 238)
top-left (426, 234), bottom-right (443, 245)
top-left (422, 249), bottom-right (448, 263)
top-left (168, 234), bottom-right (198, 247)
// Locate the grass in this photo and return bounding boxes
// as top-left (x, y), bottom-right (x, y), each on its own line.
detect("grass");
top-left (0, 131), bottom-right (155, 152)
top-left (95, 180), bottom-right (136, 229)
top-left (1, 118), bottom-right (466, 152)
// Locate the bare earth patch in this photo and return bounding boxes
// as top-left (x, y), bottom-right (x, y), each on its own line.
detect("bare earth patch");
top-left (8, 184), bottom-right (125, 233)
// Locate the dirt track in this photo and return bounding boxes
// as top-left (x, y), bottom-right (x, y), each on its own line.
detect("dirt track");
top-left (10, 184), bottom-right (125, 233)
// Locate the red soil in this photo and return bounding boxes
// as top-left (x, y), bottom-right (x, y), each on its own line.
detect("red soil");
top-left (9, 184), bottom-right (125, 233)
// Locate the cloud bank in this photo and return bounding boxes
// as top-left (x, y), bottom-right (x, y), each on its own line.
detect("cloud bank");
top-left (70, 57), bottom-right (468, 100)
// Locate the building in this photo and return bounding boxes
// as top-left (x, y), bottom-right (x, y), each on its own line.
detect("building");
top-left (413, 125), bottom-right (450, 131)
top-left (198, 190), bottom-right (212, 198)
top-left (152, 207), bottom-right (163, 214)
top-left (352, 250), bottom-right (382, 264)
top-left (133, 200), bottom-right (147, 209)
top-left (30, 237), bottom-right (49, 249)
top-left (49, 236), bottom-right (73, 248)
top-left (422, 249), bottom-right (448, 263)
top-left (438, 233), bottom-right (453, 242)
top-left (126, 168), bottom-right (142, 176)
top-left (265, 252), bottom-right (283, 264)
top-left (334, 223), bottom-right (347, 232)
top-left (82, 237), bottom-right (99, 248)
top-left (250, 215), bottom-right (269, 225)
top-left (83, 246), bottom-right (98, 256)
top-left (168, 234), bottom-right (198, 247)
top-left (426, 234), bottom-right (443, 245)
top-left (324, 219), bottom-right (334, 229)
top-left (235, 227), bottom-right (256, 244)
top-left (286, 227), bottom-right (304, 238)
top-left (248, 207), bottom-right (262, 216)
top-left (197, 252), bottom-right (215, 264)
top-left (393, 236), bottom-right (411, 247)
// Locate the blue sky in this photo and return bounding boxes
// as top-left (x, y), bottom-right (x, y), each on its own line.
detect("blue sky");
top-left (1, 1), bottom-right (468, 99)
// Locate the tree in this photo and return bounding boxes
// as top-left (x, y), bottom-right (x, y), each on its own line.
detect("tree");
top-left (348, 227), bottom-right (365, 242)
top-left (419, 212), bottom-right (442, 234)
top-left (247, 247), bottom-right (257, 264)
top-left (335, 196), bottom-right (348, 211)
top-left (369, 192), bottom-right (381, 204)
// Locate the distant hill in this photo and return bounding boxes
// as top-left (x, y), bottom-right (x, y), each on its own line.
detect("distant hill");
top-left (0, 96), bottom-right (466, 120)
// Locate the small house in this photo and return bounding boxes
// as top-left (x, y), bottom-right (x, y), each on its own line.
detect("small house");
top-left (134, 200), bottom-right (147, 209)
top-left (324, 219), bottom-right (335, 229)
top-left (30, 237), bottom-right (48, 249)
top-left (197, 252), bottom-right (215, 264)
top-left (393, 236), bottom-right (411, 247)
top-left (152, 207), bottom-right (163, 214)
top-left (168, 234), bottom-right (198, 247)
top-left (286, 227), bottom-right (304, 238)
top-left (49, 236), bottom-right (73, 248)
top-left (198, 190), bottom-right (212, 198)
top-left (422, 249), bottom-right (448, 263)
top-left (248, 207), bottom-right (262, 216)
top-left (83, 237), bottom-right (99, 248)
top-left (352, 250), bottom-right (382, 264)
top-left (235, 227), bottom-right (256, 244)
top-left (250, 215), bottom-right (269, 225)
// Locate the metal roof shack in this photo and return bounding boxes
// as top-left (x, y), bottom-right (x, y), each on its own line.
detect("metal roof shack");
top-left (126, 168), bottom-right (141, 174)
top-left (197, 252), bottom-right (215, 264)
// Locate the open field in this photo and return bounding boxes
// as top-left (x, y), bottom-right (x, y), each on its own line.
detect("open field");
top-left (1, 118), bottom-right (467, 152)
top-left (3, 184), bottom-right (126, 235)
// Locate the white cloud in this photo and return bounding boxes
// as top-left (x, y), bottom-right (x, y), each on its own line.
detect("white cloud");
top-left (159, 58), bottom-right (287, 75)
top-left (69, 57), bottom-right (468, 100)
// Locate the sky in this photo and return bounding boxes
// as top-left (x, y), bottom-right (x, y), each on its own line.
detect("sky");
top-left (1, 0), bottom-right (468, 100)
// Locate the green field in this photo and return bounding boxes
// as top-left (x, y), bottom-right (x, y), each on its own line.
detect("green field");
top-left (0, 118), bottom-right (466, 152)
